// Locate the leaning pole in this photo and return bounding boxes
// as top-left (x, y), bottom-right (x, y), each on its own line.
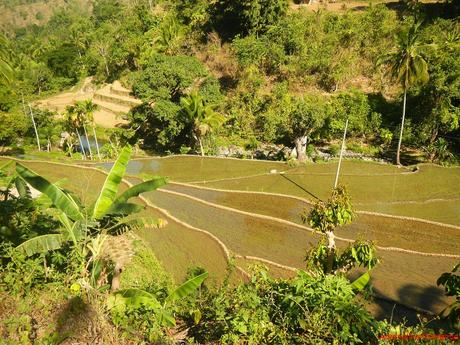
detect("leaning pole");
top-left (334, 118), bottom-right (349, 189)
top-left (21, 94), bottom-right (41, 151)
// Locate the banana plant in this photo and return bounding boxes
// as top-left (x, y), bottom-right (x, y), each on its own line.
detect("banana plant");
top-left (0, 161), bottom-right (30, 200)
top-left (14, 145), bottom-right (167, 286)
top-left (108, 272), bottom-right (208, 327)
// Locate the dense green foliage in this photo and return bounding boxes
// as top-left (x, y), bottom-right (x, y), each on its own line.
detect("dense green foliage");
top-left (186, 267), bottom-right (379, 344)
top-left (0, 0), bottom-right (458, 162)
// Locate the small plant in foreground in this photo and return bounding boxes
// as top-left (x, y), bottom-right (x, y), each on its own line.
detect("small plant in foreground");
top-left (302, 186), bottom-right (378, 276)
top-left (437, 262), bottom-right (460, 329)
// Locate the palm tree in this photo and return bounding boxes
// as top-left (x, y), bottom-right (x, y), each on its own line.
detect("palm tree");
top-left (81, 100), bottom-right (101, 160)
top-left (380, 23), bottom-right (429, 165)
top-left (65, 105), bottom-right (87, 160)
top-left (85, 99), bottom-right (101, 160)
top-left (180, 92), bottom-right (225, 156)
top-left (75, 101), bottom-right (94, 160)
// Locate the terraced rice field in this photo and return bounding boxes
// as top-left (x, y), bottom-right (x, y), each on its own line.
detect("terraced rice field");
top-left (0, 159), bottom-right (230, 284)
top-left (2, 156), bottom-right (459, 316)
top-left (100, 156), bottom-right (460, 225)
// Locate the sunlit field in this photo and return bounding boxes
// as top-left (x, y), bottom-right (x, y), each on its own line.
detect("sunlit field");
top-left (3, 156), bottom-right (458, 315)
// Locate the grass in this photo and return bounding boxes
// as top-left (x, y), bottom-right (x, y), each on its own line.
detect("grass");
top-left (358, 200), bottom-right (460, 226)
top-left (201, 163), bottom-right (460, 203)
top-left (138, 183), bottom-right (323, 268)
top-left (136, 180), bottom-right (458, 313)
top-left (370, 251), bottom-right (458, 314)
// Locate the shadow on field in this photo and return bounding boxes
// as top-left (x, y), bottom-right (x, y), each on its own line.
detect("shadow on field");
top-left (0, 147), bottom-right (25, 156)
top-left (397, 284), bottom-right (447, 316)
top-left (53, 296), bottom-right (96, 342)
top-left (280, 174), bottom-right (321, 201)
top-left (370, 283), bottom-right (453, 331)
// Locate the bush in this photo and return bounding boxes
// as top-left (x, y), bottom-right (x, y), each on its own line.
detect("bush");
top-left (328, 144), bottom-right (340, 157)
top-left (186, 266), bottom-right (379, 344)
top-left (347, 142), bottom-right (382, 157)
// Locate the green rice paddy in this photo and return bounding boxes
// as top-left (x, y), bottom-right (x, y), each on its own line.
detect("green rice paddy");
top-left (1, 159), bottom-right (229, 284)
top-left (3, 156), bottom-right (460, 314)
top-left (162, 182), bottom-right (460, 255)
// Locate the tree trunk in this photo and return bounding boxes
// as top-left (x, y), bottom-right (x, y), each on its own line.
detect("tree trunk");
top-left (75, 128), bottom-right (87, 160)
top-left (199, 137), bottom-right (204, 156)
top-left (429, 127), bottom-right (438, 144)
top-left (83, 124), bottom-right (93, 160)
top-left (92, 126), bottom-right (101, 160)
top-left (396, 89), bottom-right (407, 166)
top-left (104, 57), bottom-right (109, 77)
top-left (325, 230), bottom-right (336, 274)
top-left (111, 262), bottom-right (123, 292)
top-left (294, 136), bottom-right (308, 162)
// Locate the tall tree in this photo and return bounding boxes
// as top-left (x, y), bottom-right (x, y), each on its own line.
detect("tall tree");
top-left (65, 104), bottom-right (87, 159)
top-left (75, 101), bottom-right (94, 160)
top-left (180, 92), bottom-right (225, 156)
top-left (381, 23), bottom-right (429, 165)
top-left (288, 96), bottom-right (326, 162)
top-left (81, 100), bottom-right (101, 160)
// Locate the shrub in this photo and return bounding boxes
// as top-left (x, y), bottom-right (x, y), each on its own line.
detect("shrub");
top-left (347, 142), bottom-right (382, 157)
top-left (328, 144), bottom-right (340, 157)
top-left (186, 266), bottom-right (379, 344)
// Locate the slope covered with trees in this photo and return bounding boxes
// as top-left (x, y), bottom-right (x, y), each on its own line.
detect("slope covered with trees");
top-left (0, 0), bottom-right (458, 164)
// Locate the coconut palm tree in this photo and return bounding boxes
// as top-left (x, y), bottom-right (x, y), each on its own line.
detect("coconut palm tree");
top-left (180, 92), bottom-right (225, 156)
top-left (74, 101), bottom-right (94, 160)
top-left (65, 105), bottom-right (87, 160)
top-left (380, 22), bottom-right (430, 165)
top-left (80, 100), bottom-right (101, 160)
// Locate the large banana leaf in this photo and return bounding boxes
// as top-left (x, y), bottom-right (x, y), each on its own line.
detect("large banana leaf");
top-left (113, 288), bottom-right (162, 309)
top-left (106, 177), bottom-right (167, 216)
top-left (350, 272), bottom-right (370, 292)
top-left (156, 309), bottom-right (176, 327)
top-left (16, 163), bottom-right (83, 221)
top-left (14, 177), bottom-right (30, 198)
top-left (106, 202), bottom-right (144, 216)
top-left (166, 271), bottom-right (208, 303)
top-left (16, 234), bottom-right (64, 256)
top-left (0, 160), bottom-right (13, 176)
top-left (113, 177), bottom-right (167, 204)
top-left (92, 145), bottom-right (132, 220)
